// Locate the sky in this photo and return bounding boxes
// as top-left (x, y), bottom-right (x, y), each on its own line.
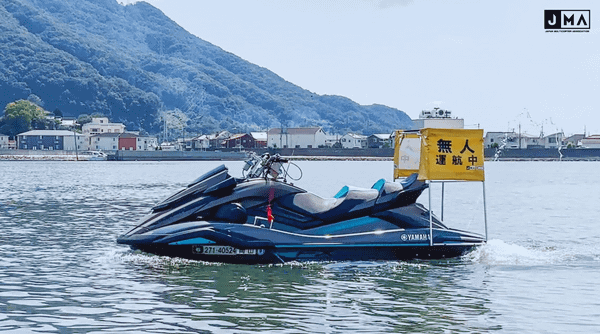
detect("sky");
top-left (128, 0), bottom-right (599, 136)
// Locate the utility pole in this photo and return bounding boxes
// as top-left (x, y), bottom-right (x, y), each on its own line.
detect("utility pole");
top-left (73, 131), bottom-right (79, 161)
top-left (279, 121), bottom-right (283, 149)
top-left (518, 123), bottom-right (521, 149)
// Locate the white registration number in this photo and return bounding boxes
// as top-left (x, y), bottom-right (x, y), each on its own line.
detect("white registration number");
top-left (200, 245), bottom-right (257, 255)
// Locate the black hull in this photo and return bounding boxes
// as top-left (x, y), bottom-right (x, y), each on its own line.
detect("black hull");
top-left (127, 243), bottom-right (480, 264)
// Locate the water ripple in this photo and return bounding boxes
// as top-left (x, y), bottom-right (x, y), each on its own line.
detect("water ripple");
top-left (2, 161), bottom-right (600, 333)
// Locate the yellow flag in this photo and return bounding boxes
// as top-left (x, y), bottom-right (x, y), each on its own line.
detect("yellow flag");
top-left (417, 128), bottom-right (485, 181)
top-left (393, 130), bottom-right (421, 179)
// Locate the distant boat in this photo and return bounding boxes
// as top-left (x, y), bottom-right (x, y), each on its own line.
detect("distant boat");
top-left (79, 151), bottom-right (107, 161)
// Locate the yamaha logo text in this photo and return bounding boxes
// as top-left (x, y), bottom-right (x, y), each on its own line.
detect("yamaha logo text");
top-left (401, 233), bottom-right (430, 242)
top-left (545, 10), bottom-right (590, 32)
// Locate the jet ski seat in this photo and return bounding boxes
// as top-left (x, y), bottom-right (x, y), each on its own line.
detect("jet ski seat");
top-left (278, 173), bottom-right (423, 222)
top-left (334, 178), bottom-right (388, 198)
top-left (281, 186), bottom-right (380, 222)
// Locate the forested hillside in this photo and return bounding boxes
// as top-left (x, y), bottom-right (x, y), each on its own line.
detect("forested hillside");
top-left (0, 0), bottom-right (413, 134)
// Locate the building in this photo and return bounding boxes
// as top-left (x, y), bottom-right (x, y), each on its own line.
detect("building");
top-left (250, 132), bottom-right (267, 148)
top-left (159, 142), bottom-right (177, 151)
top-left (135, 135), bottom-right (158, 151)
top-left (60, 117), bottom-right (77, 127)
top-left (340, 133), bottom-right (368, 149)
top-left (267, 127), bottom-right (327, 148)
top-left (542, 132), bottom-right (564, 149)
top-left (0, 134), bottom-right (10, 149)
top-left (519, 132), bottom-right (564, 149)
top-left (563, 134), bottom-right (585, 148)
top-left (17, 130), bottom-right (86, 150)
top-left (484, 132), bottom-right (520, 149)
top-left (89, 133), bottom-right (120, 151)
top-left (225, 133), bottom-right (256, 149)
top-left (191, 135), bottom-right (210, 150)
top-left (367, 133), bottom-right (392, 148)
top-left (206, 131), bottom-right (231, 149)
top-left (325, 135), bottom-right (342, 148)
top-left (118, 133), bottom-right (137, 151)
top-left (175, 138), bottom-right (196, 151)
top-left (117, 133), bottom-right (158, 151)
top-left (580, 135), bottom-right (600, 148)
top-left (413, 108), bottom-right (464, 129)
top-left (484, 131), bottom-right (564, 149)
top-left (82, 117), bottom-right (125, 136)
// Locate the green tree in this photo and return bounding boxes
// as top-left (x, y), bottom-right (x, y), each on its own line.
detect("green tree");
top-left (27, 94), bottom-right (44, 107)
top-left (0, 100), bottom-right (48, 136)
top-left (77, 114), bottom-right (93, 125)
top-left (91, 112), bottom-right (106, 118)
top-left (0, 115), bottom-right (30, 136)
top-left (4, 100), bottom-right (46, 122)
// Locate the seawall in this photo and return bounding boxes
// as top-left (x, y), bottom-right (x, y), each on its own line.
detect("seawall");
top-left (3, 148), bottom-right (600, 161)
top-left (110, 150), bottom-right (248, 161)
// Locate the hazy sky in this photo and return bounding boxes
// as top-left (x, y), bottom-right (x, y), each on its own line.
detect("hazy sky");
top-left (131, 0), bottom-right (599, 136)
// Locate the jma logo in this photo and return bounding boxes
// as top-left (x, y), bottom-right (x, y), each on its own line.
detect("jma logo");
top-left (545, 10), bottom-right (590, 29)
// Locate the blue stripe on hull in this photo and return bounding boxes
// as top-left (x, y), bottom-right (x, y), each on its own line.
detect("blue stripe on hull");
top-left (275, 243), bottom-right (430, 248)
top-left (169, 237), bottom-right (216, 245)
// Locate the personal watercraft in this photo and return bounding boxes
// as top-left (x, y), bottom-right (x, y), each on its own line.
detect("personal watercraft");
top-left (117, 153), bottom-right (485, 264)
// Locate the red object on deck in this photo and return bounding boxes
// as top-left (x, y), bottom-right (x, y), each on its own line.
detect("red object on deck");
top-left (267, 204), bottom-right (274, 223)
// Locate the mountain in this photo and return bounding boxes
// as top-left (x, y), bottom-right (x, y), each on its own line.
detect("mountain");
top-left (0, 0), bottom-right (413, 135)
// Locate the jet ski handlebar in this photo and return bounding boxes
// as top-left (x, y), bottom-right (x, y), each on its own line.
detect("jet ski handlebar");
top-left (243, 152), bottom-right (300, 181)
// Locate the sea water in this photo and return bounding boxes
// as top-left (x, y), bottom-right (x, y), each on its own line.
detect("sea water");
top-left (1, 160), bottom-right (599, 333)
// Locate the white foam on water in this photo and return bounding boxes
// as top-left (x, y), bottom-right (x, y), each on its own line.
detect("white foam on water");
top-left (463, 239), bottom-right (576, 266)
top-left (99, 240), bottom-right (600, 270)
top-left (107, 248), bottom-right (223, 268)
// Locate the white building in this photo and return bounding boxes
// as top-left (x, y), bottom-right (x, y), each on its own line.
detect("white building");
top-left (340, 133), bottom-right (367, 149)
top-left (325, 134), bottom-right (342, 148)
top-left (0, 134), bottom-right (10, 149)
top-left (60, 117), bottom-right (77, 127)
top-left (267, 127), bottom-right (327, 148)
top-left (541, 132), bottom-right (564, 149)
top-left (368, 133), bottom-right (392, 148)
top-left (413, 108), bottom-right (464, 129)
top-left (192, 135), bottom-right (210, 150)
top-left (82, 117), bottom-right (125, 136)
top-left (581, 135), bottom-right (600, 148)
top-left (484, 132), bottom-right (519, 149)
top-left (136, 135), bottom-right (158, 151)
top-left (250, 132), bottom-right (267, 147)
top-left (160, 143), bottom-right (177, 151)
top-left (175, 137), bottom-right (196, 151)
top-left (89, 133), bottom-right (120, 151)
top-left (485, 131), bottom-right (564, 149)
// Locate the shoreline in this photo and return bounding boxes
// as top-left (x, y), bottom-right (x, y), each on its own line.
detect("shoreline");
top-left (2, 153), bottom-right (600, 162)
top-left (3, 148), bottom-right (600, 162)
top-left (0, 154), bottom-right (88, 161)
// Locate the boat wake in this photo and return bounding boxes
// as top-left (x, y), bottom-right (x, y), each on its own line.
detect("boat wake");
top-left (464, 239), bottom-right (600, 266)
top-left (109, 248), bottom-right (223, 269)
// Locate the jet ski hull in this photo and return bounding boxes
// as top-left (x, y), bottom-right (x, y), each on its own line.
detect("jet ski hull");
top-left (117, 220), bottom-right (484, 264)
top-left (124, 243), bottom-right (479, 264)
